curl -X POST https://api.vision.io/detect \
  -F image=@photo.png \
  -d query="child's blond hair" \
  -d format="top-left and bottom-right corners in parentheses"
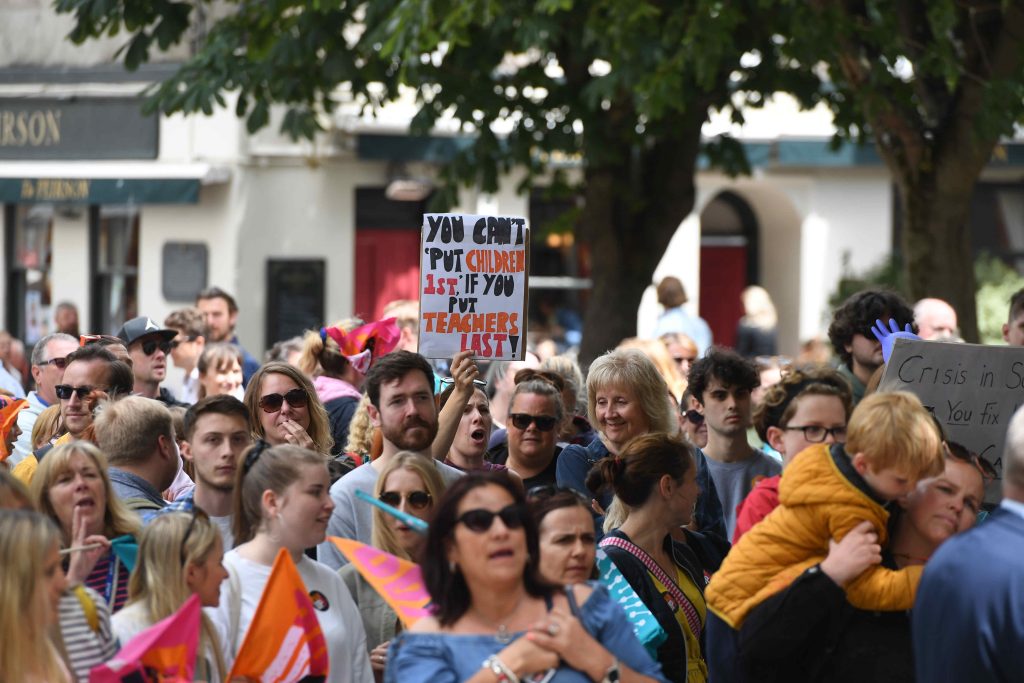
top-left (846, 391), bottom-right (944, 479)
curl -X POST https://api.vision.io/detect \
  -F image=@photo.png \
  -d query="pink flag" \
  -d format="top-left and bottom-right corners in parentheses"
top-left (89, 594), bottom-right (200, 683)
top-left (329, 537), bottom-right (431, 626)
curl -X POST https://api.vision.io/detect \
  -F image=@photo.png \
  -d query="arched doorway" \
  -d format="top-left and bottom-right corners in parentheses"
top-left (699, 191), bottom-right (759, 348)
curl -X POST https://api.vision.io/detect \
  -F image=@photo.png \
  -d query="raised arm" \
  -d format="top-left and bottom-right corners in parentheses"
top-left (431, 351), bottom-right (479, 461)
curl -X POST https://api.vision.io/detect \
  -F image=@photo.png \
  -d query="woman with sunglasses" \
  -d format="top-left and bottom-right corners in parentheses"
top-left (113, 509), bottom-right (229, 681)
top-left (487, 373), bottom-right (564, 489)
top-left (386, 471), bottom-right (666, 683)
top-left (732, 365), bottom-right (853, 543)
top-left (528, 486), bottom-right (597, 586)
top-left (31, 441), bottom-right (141, 613)
top-left (734, 441), bottom-right (986, 683)
top-left (210, 442), bottom-right (373, 683)
top-left (0, 509), bottom-right (71, 683)
top-left (340, 451), bottom-right (445, 680)
top-left (196, 343), bottom-right (245, 401)
top-left (588, 433), bottom-right (722, 683)
top-left (243, 361), bottom-right (334, 455)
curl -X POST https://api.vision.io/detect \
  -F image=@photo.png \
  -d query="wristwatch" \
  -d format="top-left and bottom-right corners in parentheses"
top-left (600, 657), bottom-right (620, 683)
top-left (483, 655), bottom-right (520, 683)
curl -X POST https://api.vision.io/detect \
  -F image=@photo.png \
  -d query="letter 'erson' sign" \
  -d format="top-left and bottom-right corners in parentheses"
top-left (418, 213), bottom-right (529, 360)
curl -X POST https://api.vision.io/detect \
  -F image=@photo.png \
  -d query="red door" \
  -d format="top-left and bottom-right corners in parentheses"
top-left (354, 229), bottom-right (421, 321)
top-left (698, 245), bottom-right (747, 349)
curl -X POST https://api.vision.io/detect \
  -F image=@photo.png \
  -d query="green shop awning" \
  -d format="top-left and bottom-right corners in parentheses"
top-left (0, 162), bottom-right (229, 204)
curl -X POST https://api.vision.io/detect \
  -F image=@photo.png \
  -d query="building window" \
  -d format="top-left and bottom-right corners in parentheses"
top-left (90, 205), bottom-right (139, 334)
top-left (4, 204), bottom-right (54, 344)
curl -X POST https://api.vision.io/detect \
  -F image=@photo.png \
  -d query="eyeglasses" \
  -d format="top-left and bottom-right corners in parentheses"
top-left (682, 409), bottom-right (704, 425)
top-left (379, 490), bottom-right (432, 510)
top-left (944, 441), bottom-right (998, 481)
top-left (39, 357), bottom-right (69, 370)
top-left (55, 384), bottom-right (104, 400)
top-left (509, 413), bottom-right (558, 432)
top-left (258, 388), bottom-right (309, 413)
top-left (456, 504), bottom-right (526, 533)
top-left (783, 425), bottom-right (847, 443)
top-left (140, 339), bottom-right (172, 356)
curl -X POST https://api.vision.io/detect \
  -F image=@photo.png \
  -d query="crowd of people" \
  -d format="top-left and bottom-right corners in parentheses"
top-left (0, 281), bottom-right (1021, 683)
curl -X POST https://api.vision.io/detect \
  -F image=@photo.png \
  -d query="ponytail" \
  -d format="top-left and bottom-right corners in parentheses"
top-left (586, 433), bottom-right (694, 507)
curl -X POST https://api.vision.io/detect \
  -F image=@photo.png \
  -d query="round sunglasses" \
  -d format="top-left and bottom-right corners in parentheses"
top-left (258, 388), bottom-right (309, 413)
top-left (456, 504), bottom-right (526, 533)
top-left (379, 490), bottom-right (432, 510)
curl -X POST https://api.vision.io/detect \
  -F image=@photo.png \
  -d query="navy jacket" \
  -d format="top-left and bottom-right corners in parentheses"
top-left (913, 506), bottom-right (1024, 683)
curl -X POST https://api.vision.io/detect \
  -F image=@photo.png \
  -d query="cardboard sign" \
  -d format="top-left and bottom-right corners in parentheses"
top-left (879, 338), bottom-right (1024, 501)
top-left (329, 537), bottom-right (432, 627)
top-left (90, 594), bottom-right (200, 682)
top-left (418, 213), bottom-right (529, 360)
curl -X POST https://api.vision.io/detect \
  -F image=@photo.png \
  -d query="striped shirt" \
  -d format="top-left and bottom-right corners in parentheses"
top-left (84, 551), bottom-right (130, 613)
top-left (58, 586), bottom-right (119, 682)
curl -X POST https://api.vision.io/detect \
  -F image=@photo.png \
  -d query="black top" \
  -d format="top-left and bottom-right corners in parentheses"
top-left (324, 395), bottom-right (359, 456)
top-left (735, 323), bottom-right (777, 358)
top-left (486, 443), bottom-right (561, 490)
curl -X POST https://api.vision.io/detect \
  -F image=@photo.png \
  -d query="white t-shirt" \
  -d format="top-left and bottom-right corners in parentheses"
top-left (210, 514), bottom-right (235, 550)
top-left (209, 549), bottom-right (373, 683)
top-left (113, 600), bottom-right (226, 683)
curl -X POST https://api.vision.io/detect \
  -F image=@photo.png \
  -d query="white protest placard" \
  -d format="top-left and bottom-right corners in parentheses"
top-left (417, 213), bottom-right (529, 360)
top-left (879, 338), bottom-right (1024, 501)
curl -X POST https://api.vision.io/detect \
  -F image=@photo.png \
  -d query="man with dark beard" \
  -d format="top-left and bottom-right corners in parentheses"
top-left (319, 351), bottom-right (464, 568)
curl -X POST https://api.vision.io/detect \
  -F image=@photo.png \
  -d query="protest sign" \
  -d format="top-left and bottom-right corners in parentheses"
top-left (90, 594), bottom-right (200, 683)
top-left (879, 338), bottom-right (1024, 501)
top-left (418, 213), bottom-right (529, 360)
top-left (329, 537), bottom-right (431, 627)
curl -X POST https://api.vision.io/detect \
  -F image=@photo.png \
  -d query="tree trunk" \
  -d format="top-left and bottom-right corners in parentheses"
top-left (577, 113), bottom-right (705, 368)
top-left (897, 169), bottom-right (979, 342)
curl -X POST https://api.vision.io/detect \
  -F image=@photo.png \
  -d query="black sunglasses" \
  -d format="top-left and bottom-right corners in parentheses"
top-left (40, 357), bottom-right (69, 370)
top-left (439, 377), bottom-right (487, 388)
top-left (258, 388), bottom-right (309, 413)
top-left (682, 409), bottom-right (704, 425)
top-left (140, 339), bottom-right (173, 356)
top-left (55, 384), bottom-right (103, 400)
top-left (509, 413), bottom-right (558, 432)
top-left (168, 335), bottom-right (198, 350)
top-left (380, 490), bottom-right (432, 510)
top-left (456, 504), bottom-right (526, 533)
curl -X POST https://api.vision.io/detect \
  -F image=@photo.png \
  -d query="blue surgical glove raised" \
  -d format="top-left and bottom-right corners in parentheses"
top-left (871, 318), bottom-right (920, 364)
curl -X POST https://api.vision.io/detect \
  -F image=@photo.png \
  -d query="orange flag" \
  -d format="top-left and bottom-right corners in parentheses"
top-left (329, 536), bottom-right (431, 627)
top-left (89, 594), bottom-right (200, 682)
top-left (227, 549), bottom-right (330, 683)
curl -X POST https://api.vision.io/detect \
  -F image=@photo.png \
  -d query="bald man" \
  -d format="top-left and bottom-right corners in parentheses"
top-left (913, 298), bottom-right (959, 341)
